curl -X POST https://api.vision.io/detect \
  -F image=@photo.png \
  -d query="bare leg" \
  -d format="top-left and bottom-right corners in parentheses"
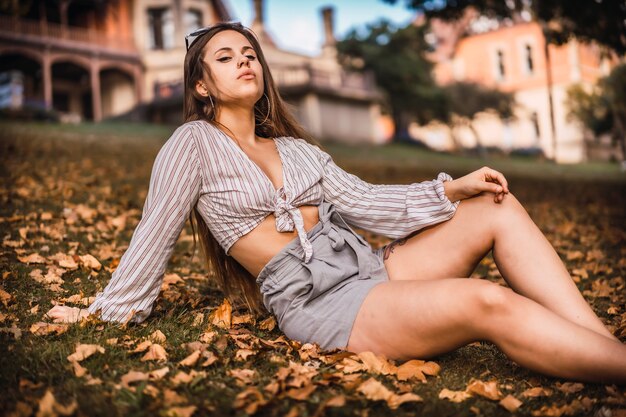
top-left (346, 279), bottom-right (626, 384)
top-left (380, 191), bottom-right (619, 342)
top-left (486, 193), bottom-right (618, 340)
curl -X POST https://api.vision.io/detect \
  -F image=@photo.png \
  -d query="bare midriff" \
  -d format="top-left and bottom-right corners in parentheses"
top-left (227, 204), bottom-right (320, 279)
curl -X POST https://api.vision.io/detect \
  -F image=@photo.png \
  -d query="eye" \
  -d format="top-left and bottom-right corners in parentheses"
top-left (217, 56), bottom-right (231, 62)
top-left (246, 54), bottom-right (257, 60)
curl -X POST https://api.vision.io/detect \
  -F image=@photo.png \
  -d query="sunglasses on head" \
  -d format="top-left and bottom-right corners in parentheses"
top-left (185, 22), bottom-right (249, 51)
top-left (185, 25), bottom-right (214, 51)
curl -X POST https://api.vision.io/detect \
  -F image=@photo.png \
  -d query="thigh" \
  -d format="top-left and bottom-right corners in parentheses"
top-left (345, 278), bottom-right (515, 361)
top-left (381, 192), bottom-right (497, 281)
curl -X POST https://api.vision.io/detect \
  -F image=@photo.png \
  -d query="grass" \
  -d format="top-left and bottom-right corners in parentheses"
top-left (0, 120), bottom-right (625, 416)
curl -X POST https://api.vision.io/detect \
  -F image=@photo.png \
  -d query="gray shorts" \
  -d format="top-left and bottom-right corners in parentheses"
top-left (255, 200), bottom-right (389, 351)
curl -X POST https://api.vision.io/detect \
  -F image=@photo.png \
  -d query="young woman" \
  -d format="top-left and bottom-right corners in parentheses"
top-left (45, 22), bottom-right (626, 384)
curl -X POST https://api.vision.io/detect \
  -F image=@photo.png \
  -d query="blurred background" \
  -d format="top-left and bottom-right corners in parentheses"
top-left (0, 0), bottom-right (624, 165)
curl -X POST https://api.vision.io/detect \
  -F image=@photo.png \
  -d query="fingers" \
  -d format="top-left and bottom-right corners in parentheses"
top-left (44, 305), bottom-right (77, 323)
top-left (482, 166), bottom-right (509, 194)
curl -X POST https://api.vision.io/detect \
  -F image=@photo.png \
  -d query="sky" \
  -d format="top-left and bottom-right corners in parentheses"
top-left (226, 0), bottom-right (418, 56)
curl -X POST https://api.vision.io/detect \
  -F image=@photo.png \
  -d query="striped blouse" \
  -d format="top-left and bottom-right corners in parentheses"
top-left (87, 120), bottom-right (460, 323)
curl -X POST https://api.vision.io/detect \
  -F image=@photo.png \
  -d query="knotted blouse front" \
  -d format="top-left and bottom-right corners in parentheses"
top-left (87, 120), bottom-right (460, 323)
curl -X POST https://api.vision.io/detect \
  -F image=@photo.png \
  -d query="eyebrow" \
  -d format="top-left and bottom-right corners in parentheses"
top-left (213, 46), bottom-right (255, 55)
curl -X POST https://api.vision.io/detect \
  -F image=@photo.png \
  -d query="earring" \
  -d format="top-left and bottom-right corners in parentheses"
top-left (258, 93), bottom-right (270, 125)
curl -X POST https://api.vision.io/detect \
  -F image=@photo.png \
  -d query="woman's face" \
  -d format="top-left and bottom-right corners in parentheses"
top-left (201, 30), bottom-right (264, 107)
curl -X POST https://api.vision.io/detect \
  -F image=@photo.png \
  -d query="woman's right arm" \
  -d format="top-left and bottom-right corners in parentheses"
top-left (84, 124), bottom-right (203, 323)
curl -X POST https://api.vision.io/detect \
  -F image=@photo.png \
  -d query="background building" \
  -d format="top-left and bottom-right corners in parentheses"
top-left (0, 0), bottom-right (384, 143)
top-left (411, 12), bottom-right (619, 163)
top-left (151, 0), bottom-right (386, 144)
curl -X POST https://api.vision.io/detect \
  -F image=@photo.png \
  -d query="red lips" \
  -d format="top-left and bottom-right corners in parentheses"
top-left (238, 69), bottom-right (256, 79)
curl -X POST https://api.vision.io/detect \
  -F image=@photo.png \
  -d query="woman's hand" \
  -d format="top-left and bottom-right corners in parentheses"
top-left (444, 166), bottom-right (509, 203)
top-left (44, 305), bottom-right (90, 323)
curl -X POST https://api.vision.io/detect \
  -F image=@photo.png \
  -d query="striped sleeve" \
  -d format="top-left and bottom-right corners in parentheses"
top-left (87, 124), bottom-right (202, 323)
top-left (314, 145), bottom-right (460, 239)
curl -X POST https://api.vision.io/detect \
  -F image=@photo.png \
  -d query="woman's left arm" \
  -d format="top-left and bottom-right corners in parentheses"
top-left (308, 143), bottom-right (461, 239)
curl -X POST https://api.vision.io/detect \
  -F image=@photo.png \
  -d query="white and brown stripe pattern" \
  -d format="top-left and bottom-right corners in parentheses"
top-left (88, 120), bottom-right (460, 323)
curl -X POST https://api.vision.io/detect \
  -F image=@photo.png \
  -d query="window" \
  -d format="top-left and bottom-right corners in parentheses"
top-left (147, 7), bottom-right (174, 50)
top-left (496, 49), bottom-right (506, 80)
top-left (524, 44), bottom-right (534, 74)
top-left (185, 9), bottom-right (203, 35)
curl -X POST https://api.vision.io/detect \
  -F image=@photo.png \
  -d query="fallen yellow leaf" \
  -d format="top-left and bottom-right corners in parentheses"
top-left (499, 394), bottom-right (523, 412)
top-left (439, 388), bottom-right (472, 403)
top-left (141, 344), bottom-right (168, 362)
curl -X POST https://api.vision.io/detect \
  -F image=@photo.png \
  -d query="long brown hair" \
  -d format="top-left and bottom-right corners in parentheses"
top-left (183, 21), bottom-right (320, 317)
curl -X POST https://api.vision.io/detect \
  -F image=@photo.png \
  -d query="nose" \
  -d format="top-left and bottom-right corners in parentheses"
top-left (237, 55), bottom-right (250, 68)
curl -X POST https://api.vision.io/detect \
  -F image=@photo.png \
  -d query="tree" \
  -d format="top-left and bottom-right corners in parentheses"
top-left (336, 19), bottom-right (447, 141)
top-left (381, 0), bottom-right (626, 54)
top-left (567, 64), bottom-right (626, 166)
top-left (382, 0), bottom-right (625, 161)
top-left (441, 82), bottom-right (515, 157)
top-left (602, 64), bottom-right (626, 167)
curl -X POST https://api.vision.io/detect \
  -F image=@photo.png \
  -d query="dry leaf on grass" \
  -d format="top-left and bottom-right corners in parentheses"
top-left (141, 344), bottom-right (168, 362)
top-left (30, 322), bottom-right (69, 336)
top-left (357, 351), bottom-right (398, 375)
top-left (162, 389), bottom-right (187, 406)
top-left (120, 367), bottom-right (169, 388)
top-left (522, 386), bottom-right (553, 398)
top-left (439, 388), bottom-right (472, 403)
top-left (357, 377), bottom-right (422, 410)
top-left (17, 253), bottom-right (47, 264)
top-left (466, 379), bottom-right (503, 400)
top-left (36, 389), bottom-right (78, 417)
top-left (232, 313), bottom-right (254, 326)
top-left (235, 349), bottom-right (256, 361)
top-left (499, 394), bottom-right (523, 412)
top-left (78, 254), bottom-right (101, 270)
top-left (228, 368), bottom-right (257, 385)
top-left (285, 384), bottom-right (316, 400)
top-left (170, 370), bottom-right (207, 386)
top-left (162, 406), bottom-right (197, 417)
top-left (396, 359), bottom-right (440, 382)
top-left (209, 298), bottom-right (232, 329)
top-left (179, 350), bottom-right (201, 367)
top-left (0, 288), bottom-right (13, 306)
top-left (326, 395), bottom-right (347, 407)
top-left (66, 343), bottom-right (105, 362)
top-left (233, 387), bottom-right (268, 415)
top-left (149, 329), bottom-right (167, 344)
top-left (258, 316), bottom-right (276, 331)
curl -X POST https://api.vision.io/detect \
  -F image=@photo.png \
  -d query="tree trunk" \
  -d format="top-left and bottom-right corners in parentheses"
top-left (613, 112), bottom-right (626, 171)
top-left (391, 109), bottom-right (411, 143)
top-left (448, 125), bottom-right (462, 152)
top-left (468, 121), bottom-right (487, 158)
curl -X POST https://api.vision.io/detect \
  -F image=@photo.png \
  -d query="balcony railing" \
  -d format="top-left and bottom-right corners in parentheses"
top-left (271, 64), bottom-right (378, 94)
top-left (0, 15), bottom-right (136, 53)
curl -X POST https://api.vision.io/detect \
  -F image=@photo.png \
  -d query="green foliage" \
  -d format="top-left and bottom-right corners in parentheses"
top-left (336, 19), bottom-right (447, 138)
top-left (442, 81), bottom-right (515, 122)
top-left (566, 63), bottom-right (626, 140)
top-left (382, 0), bottom-right (626, 54)
top-left (565, 84), bottom-right (612, 136)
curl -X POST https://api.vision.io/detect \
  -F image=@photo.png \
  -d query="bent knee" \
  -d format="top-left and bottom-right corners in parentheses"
top-left (474, 282), bottom-right (516, 314)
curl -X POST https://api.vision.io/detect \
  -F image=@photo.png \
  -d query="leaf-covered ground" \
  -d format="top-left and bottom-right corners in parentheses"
top-left (1, 121), bottom-right (625, 417)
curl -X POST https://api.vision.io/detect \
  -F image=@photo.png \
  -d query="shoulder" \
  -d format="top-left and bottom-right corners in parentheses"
top-left (282, 136), bottom-right (325, 157)
top-left (157, 122), bottom-right (203, 161)
top-left (164, 119), bottom-right (225, 149)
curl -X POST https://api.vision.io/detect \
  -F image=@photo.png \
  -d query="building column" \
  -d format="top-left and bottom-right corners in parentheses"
top-left (90, 60), bottom-right (102, 121)
top-left (304, 93), bottom-right (322, 138)
top-left (42, 52), bottom-right (52, 110)
top-left (134, 65), bottom-right (143, 104)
